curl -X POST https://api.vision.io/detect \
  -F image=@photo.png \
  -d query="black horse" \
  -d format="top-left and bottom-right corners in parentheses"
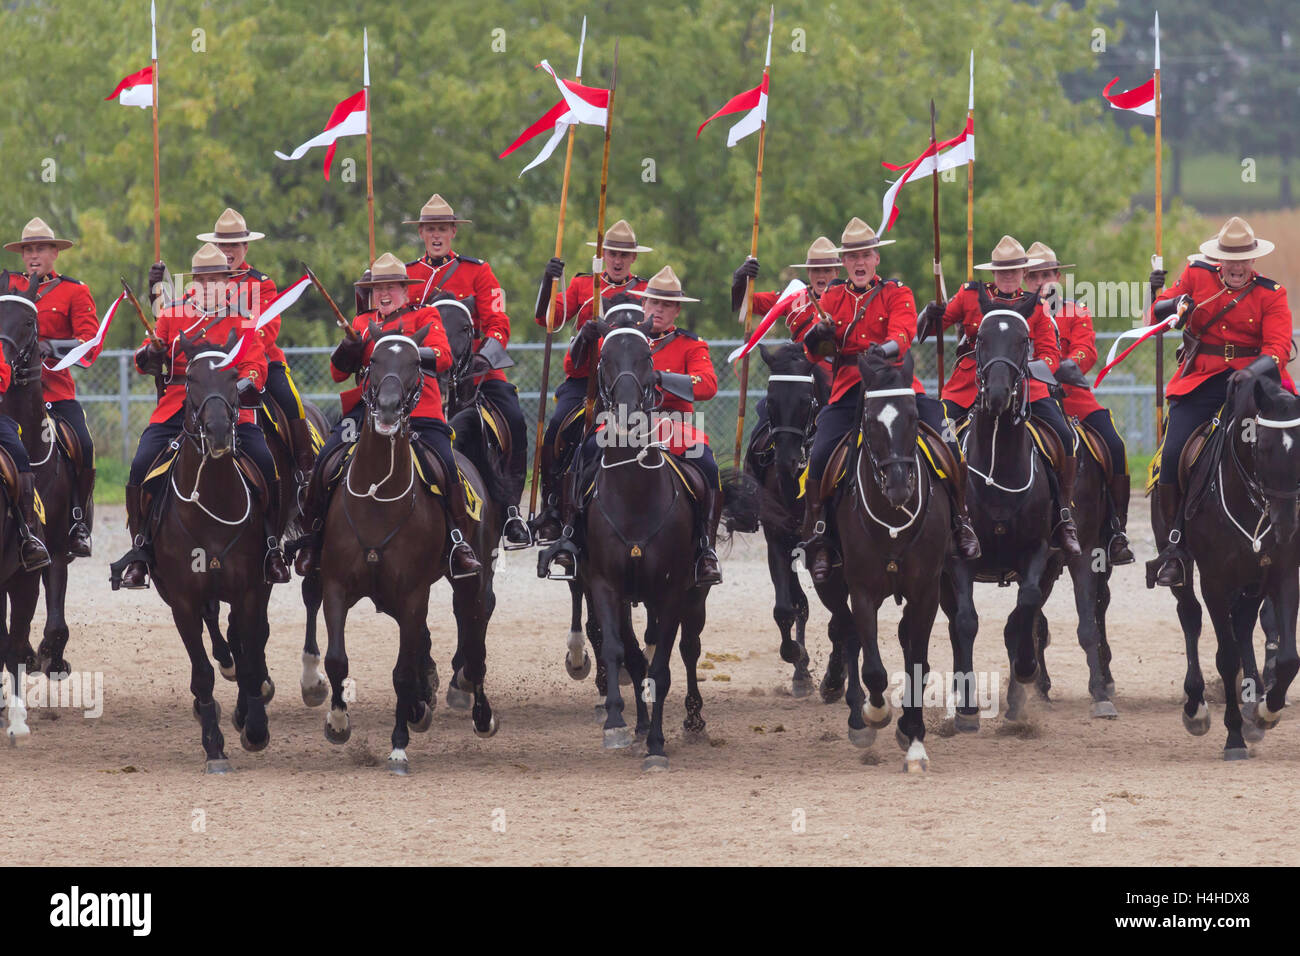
top-left (940, 309), bottom-right (1060, 729)
top-left (819, 350), bottom-right (951, 771)
top-left (316, 320), bottom-right (497, 774)
top-left (745, 343), bottom-right (851, 700)
top-left (1153, 373), bottom-right (1300, 759)
top-left (582, 315), bottom-right (709, 770)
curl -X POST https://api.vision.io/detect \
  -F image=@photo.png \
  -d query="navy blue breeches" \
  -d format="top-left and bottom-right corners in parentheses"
top-left (1083, 408), bottom-right (1127, 476)
top-left (478, 378), bottom-right (527, 481)
top-left (542, 376), bottom-right (588, 463)
top-left (49, 399), bottom-right (94, 465)
top-left (264, 362), bottom-right (305, 419)
top-left (129, 413), bottom-right (277, 491)
top-left (0, 416), bottom-right (30, 472)
top-left (1159, 372), bottom-right (1229, 486)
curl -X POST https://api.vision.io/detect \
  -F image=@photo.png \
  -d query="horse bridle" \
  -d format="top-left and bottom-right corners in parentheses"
top-left (764, 374), bottom-right (819, 466)
top-left (974, 313), bottom-right (1032, 424)
top-left (597, 327), bottom-right (661, 419)
top-left (182, 351), bottom-right (240, 457)
top-left (361, 334), bottom-right (424, 431)
top-left (859, 386), bottom-right (920, 499)
top-left (0, 294), bottom-right (42, 387)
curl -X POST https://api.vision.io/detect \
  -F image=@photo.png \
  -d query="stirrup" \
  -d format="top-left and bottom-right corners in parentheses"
top-left (447, 529), bottom-right (480, 580)
top-left (1108, 530), bottom-right (1135, 565)
top-left (539, 529), bottom-right (579, 581)
top-left (501, 506), bottom-right (533, 551)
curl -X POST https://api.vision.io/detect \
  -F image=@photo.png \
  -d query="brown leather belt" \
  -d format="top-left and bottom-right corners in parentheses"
top-left (1196, 342), bottom-right (1259, 360)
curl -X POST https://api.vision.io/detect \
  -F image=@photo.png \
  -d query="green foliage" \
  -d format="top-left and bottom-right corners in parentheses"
top-left (0, 0), bottom-right (1204, 361)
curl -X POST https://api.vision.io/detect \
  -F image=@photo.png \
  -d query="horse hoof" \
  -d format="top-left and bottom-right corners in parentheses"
top-left (864, 702), bottom-right (891, 729)
top-left (192, 699), bottom-right (222, 724)
top-left (902, 741), bottom-right (929, 774)
top-left (408, 701), bottom-right (433, 734)
top-left (1242, 720), bottom-right (1265, 744)
top-left (232, 707), bottom-right (245, 732)
top-left (260, 678), bottom-right (275, 705)
top-left (819, 681), bottom-right (845, 705)
top-left (218, 660), bottom-right (237, 682)
top-left (388, 750), bottom-right (410, 775)
top-left (954, 712), bottom-right (981, 733)
top-left (301, 680), bottom-right (328, 708)
top-left (643, 754), bottom-right (669, 773)
top-left (1223, 747), bottom-right (1251, 762)
top-left (618, 666), bottom-right (632, 687)
top-left (593, 700), bottom-right (608, 724)
top-left (847, 725), bottom-right (876, 749)
top-left (1090, 700), bottom-right (1119, 719)
top-left (1181, 703), bottom-right (1211, 737)
top-left (204, 758), bottom-right (232, 774)
top-left (474, 715), bottom-right (499, 738)
top-left (446, 678), bottom-right (472, 712)
top-left (895, 726), bottom-right (911, 752)
top-left (565, 650), bottom-right (592, 681)
top-left (6, 719), bottom-right (30, 743)
top-left (1254, 701), bottom-right (1281, 732)
top-left (1013, 662), bottom-right (1039, 685)
top-left (240, 727), bottom-right (269, 753)
top-left (791, 676), bottom-right (814, 699)
top-left (603, 726), bottom-right (634, 750)
top-left (324, 710), bottom-right (351, 745)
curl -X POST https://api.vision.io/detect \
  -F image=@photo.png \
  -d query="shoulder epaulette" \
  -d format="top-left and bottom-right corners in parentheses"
top-left (1254, 275), bottom-right (1282, 291)
top-left (676, 328), bottom-right (701, 341)
top-left (53, 275), bottom-right (83, 286)
top-left (881, 277), bottom-right (902, 287)
top-left (456, 254), bottom-right (484, 266)
top-left (405, 257), bottom-right (423, 268)
top-left (574, 272), bottom-right (593, 279)
top-left (1190, 259), bottom-right (1219, 273)
top-left (245, 268), bottom-right (268, 281)
top-left (963, 280), bottom-right (980, 291)
top-left (827, 277), bottom-right (846, 288)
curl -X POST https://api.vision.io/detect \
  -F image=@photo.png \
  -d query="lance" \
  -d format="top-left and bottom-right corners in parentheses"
top-left (150, 0), bottom-right (161, 263)
top-left (529, 19), bottom-right (587, 523)
top-left (930, 99), bottom-right (946, 402)
top-left (965, 50), bottom-right (975, 282)
top-left (733, 4), bottom-right (775, 471)
top-left (364, 29), bottom-right (376, 264)
top-left (1152, 11), bottom-right (1165, 443)
top-left (582, 37), bottom-right (619, 432)
top-left (304, 265), bottom-right (360, 340)
top-left (123, 276), bottom-right (165, 400)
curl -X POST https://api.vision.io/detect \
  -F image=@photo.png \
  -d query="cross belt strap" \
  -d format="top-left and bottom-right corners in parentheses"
top-left (1179, 284), bottom-right (1255, 370)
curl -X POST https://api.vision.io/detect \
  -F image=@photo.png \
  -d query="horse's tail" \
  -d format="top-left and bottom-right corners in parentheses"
top-left (720, 467), bottom-right (761, 541)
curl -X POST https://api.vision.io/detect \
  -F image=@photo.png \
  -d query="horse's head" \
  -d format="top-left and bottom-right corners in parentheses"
top-left (1239, 373), bottom-right (1300, 545)
top-left (427, 293), bottom-right (478, 411)
top-left (0, 272), bottom-right (41, 387)
top-left (596, 301), bottom-right (657, 441)
top-left (975, 308), bottom-right (1032, 419)
top-left (179, 329), bottom-right (241, 458)
top-left (363, 318), bottom-right (431, 437)
top-left (759, 342), bottom-right (823, 480)
top-left (858, 348), bottom-right (918, 508)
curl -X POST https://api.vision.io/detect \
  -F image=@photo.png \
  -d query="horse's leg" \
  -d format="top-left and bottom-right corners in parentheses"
top-left (1032, 568), bottom-right (1059, 702)
top-left (389, 591), bottom-right (431, 773)
top-left (642, 600), bottom-right (681, 772)
top-left (1259, 597), bottom-right (1280, 694)
top-left (321, 583), bottom-right (352, 744)
top-left (1175, 577), bottom-right (1210, 735)
top-left (1230, 589), bottom-right (1266, 742)
top-left (679, 589), bottom-right (707, 738)
top-left (1097, 568), bottom-right (1116, 697)
top-left (36, 559), bottom-right (70, 677)
top-left (898, 586), bottom-right (940, 772)
top-left (1069, 554), bottom-right (1116, 718)
top-left (590, 580), bottom-right (631, 748)
top-left (841, 586), bottom-right (877, 749)
top-left (767, 532), bottom-right (810, 697)
top-left (628, 604), bottom-right (652, 739)
top-left (1005, 544), bottom-right (1049, 722)
top-left (202, 598), bottom-right (234, 682)
top-left (173, 600), bottom-right (227, 771)
top-left (233, 594), bottom-right (271, 752)
top-left (1205, 595), bottom-right (1249, 759)
top-left (0, 588), bottom-right (26, 742)
top-left (943, 561), bottom-right (981, 731)
top-left (790, 558), bottom-right (813, 696)
top-left (298, 571), bottom-right (327, 706)
top-left (1260, 570), bottom-right (1299, 727)
top-left (814, 574), bottom-right (850, 704)
top-left (563, 578), bottom-right (590, 679)
top-left (586, 585), bottom-right (608, 721)
top-left (7, 577), bottom-right (40, 705)
top-left (452, 574), bottom-right (497, 738)
top-left (855, 588), bottom-right (891, 730)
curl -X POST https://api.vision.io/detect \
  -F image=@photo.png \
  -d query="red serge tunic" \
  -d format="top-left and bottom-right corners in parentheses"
top-left (1051, 301), bottom-right (1104, 419)
top-left (1153, 261), bottom-right (1293, 398)
top-left (807, 278), bottom-right (919, 403)
top-left (231, 263), bottom-right (283, 365)
top-left (406, 252), bottom-right (510, 385)
top-left (567, 326), bottom-right (717, 455)
top-left (5, 272), bottom-right (99, 403)
top-left (330, 306), bottom-right (453, 420)
top-left (543, 273), bottom-right (649, 332)
top-left (138, 302), bottom-right (267, 426)
top-left (940, 282), bottom-right (1061, 408)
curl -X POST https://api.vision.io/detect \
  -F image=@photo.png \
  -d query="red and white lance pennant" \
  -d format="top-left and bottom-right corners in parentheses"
top-left (1092, 310), bottom-right (1180, 388)
top-left (879, 117), bottom-right (974, 234)
top-left (104, 2), bottom-right (156, 109)
top-left (274, 89), bottom-right (367, 181)
top-left (697, 13), bottom-right (773, 148)
top-left (50, 294), bottom-right (125, 371)
top-left (254, 275), bottom-right (312, 331)
top-left (1102, 12), bottom-right (1159, 117)
top-left (727, 279), bottom-right (807, 363)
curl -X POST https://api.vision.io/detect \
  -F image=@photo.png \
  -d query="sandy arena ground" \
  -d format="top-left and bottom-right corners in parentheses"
top-left (2, 497), bottom-right (1297, 866)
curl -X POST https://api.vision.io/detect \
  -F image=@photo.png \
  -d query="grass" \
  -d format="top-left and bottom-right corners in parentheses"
top-left (95, 458), bottom-right (128, 506)
top-left (1152, 152), bottom-right (1292, 213)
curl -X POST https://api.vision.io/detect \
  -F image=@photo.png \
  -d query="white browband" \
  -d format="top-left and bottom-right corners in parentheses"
top-left (768, 374), bottom-right (815, 384)
top-left (864, 387), bottom-right (917, 399)
top-left (374, 333), bottom-right (419, 350)
top-left (0, 295), bottom-right (37, 313)
top-left (603, 326), bottom-right (648, 345)
top-left (430, 299), bottom-right (472, 320)
top-left (191, 350), bottom-right (229, 365)
top-left (980, 308), bottom-right (1030, 332)
top-left (604, 303), bottom-right (645, 322)
top-left (1256, 415), bottom-right (1300, 429)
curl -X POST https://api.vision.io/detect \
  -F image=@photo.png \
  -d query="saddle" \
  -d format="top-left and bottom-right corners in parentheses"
top-left (808, 423), bottom-right (959, 502)
top-left (1026, 417), bottom-right (1066, 473)
top-left (260, 395), bottom-right (323, 466)
top-left (1075, 420), bottom-right (1113, 481)
top-left (581, 447), bottom-right (704, 504)
top-left (478, 395), bottom-right (512, 463)
top-left (48, 412), bottom-right (85, 472)
top-left (1144, 415), bottom-right (1219, 496)
top-left (0, 445), bottom-right (20, 505)
top-left (140, 440), bottom-right (269, 513)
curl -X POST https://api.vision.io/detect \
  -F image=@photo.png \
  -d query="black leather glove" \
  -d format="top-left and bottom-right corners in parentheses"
top-left (916, 301), bottom-right (944, 341)
top-left (544, 257), bottom-right (565, 281)
top-left (1152, 293), bottom-right (1194, 329)
top-left (354, 271), bottom-right (372, 315)
top-left (570, 319), bottom-right (603, 368)
top-left (148, 261), bottom-right (167, 289)
top-left (1148, 268), bottom-right (1167, 293)
top-left (418, 347), bottom-right (441, 372)
top-left (135, 340), bottom-right (166, 375)
top-left (803, 320), bottom-right (836, 358)
top-left (731, 257), bottom-right (760, 313)
top-left (867, 340), bottom-right (901, 361)
top-left (236, 377), bottom-right (261, 408)
top-left (535, 257), bottom-right (566, 321)
top-left (1229, 355), bottom-right (1278, 390)
top-left (331, 334), bottom-right (366, 375)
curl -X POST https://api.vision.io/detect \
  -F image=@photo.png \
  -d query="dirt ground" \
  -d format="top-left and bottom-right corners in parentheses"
top-left (3, 496), bottom-right (1297, 866)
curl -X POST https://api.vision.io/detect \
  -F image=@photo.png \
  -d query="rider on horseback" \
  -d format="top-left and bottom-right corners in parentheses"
top-left (1150, 216), bottom-right (1293, 587)
top-left (404, 195), bottom-right (529, 548)
top-left (1023, 241), bottom-right (1134, 566)
top-left (919, 235), bottom-right (1082, 556)
top-left (3, 218), bottom-right (99, 558)
top-left (531, 219), bottom-right (652, 545)
top-left (798, 218), bottom-right (982, 584)
top-left (293, 253), bottom-right (482, 581)
top-left (551, 267), bottom-right (724, 586)
top-left (122, 244), bottom-right (290, 588)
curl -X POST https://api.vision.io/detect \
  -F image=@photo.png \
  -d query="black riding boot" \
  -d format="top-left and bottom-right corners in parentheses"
top-left (951, 460), bottom-right (981, 560)
top-left (530, 444), bottom-right (563, 545)
top-left (1107, 473), bottom-right (1134, 566)
top-left (694, 489), bottom-right (723, 587)
top-left (292, 466), bottom-right (330, 578)
top-left (797, 488), bottom-right (838, 585)
top-left (121, 483), bottom-right (150, 588)
top-left (68, 465), bottom-right (94, 558)
top-left (1155, 485), bottom-right (1187, 587)
top-left (1053, 457), bottom-right (1083, 557)
top-left (444, 469), bottom-right (483, 580)
top-left (538, 468), bottom-right (583, 580)
top-left (501, 503), bottom-right (532, 548)
top-left (263, 486), bottom-right (290, 585)
top-left (16, 473), bottom-right (51, 571)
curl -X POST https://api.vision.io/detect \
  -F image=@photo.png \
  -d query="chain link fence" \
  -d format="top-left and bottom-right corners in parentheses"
top-left (83, 331), bottom-right (1172, 467)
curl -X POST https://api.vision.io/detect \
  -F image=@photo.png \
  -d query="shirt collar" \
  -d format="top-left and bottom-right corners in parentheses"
top-left (423, 252), bottom-right (454, 268)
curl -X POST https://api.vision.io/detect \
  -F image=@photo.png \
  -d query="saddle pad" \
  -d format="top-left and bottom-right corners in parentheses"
top-left (1144, 409), bottom-right (1220, 494)
top-left (50, 414), bottom-right (83, 470)
top-left (1075, 421), bottom-right (1112, 479)
top-left (583, 451), bottom-right (701, 502)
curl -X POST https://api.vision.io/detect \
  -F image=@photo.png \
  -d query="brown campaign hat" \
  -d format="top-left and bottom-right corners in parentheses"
top-left (1199, 216), bottom-right (1274, 261)
top-left (833, 217), bottom-right (895, 253)
top-left (197, 207), bottom-right (265, 243)
top-left (585, 219), bottom-right (652, 253)
top-left (354, 252), bottom-right (424, 287)
top-left (789, 236), bottom-right (842, 269)
top-left (1025, 242), bottom-right (1075, 272)
top-left (5, 217), bottom-right (74, 253)
top-left (975, 235), bottom-right (1044, 271)
top-left (190, 243), bottom-right (238, 276)
top-left (403, 194), bottom-right (472, 225)
top-left (629, 265), bottom-right (700, 303)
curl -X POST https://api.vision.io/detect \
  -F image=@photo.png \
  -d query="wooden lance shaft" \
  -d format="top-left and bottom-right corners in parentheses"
top-left (930, 100), bottom-right (945, 402)
top-left (305, 265), bottom-right (361, 340)
top-left (733, 68), bottom-right (770, 470)
top-left (583, 39), bottom-right (618, 432)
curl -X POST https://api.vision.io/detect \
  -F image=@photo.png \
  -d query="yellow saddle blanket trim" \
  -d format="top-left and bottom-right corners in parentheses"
top-left (797, 431), bottom-right (947, 499)
top-left (406, 448), bottom-right (484, 524)
top-left (144, 449), bottom-right (180, 484)
top-left (33, 489), bottom-right (44, 527)
top-left (479, 404), bottom-right (503, 446)
top-left (583, 450), bottom-right (700, 501)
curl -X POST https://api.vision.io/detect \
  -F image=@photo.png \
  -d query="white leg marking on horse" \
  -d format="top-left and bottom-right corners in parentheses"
top-left (327, 707), bottom-right (348, 732)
